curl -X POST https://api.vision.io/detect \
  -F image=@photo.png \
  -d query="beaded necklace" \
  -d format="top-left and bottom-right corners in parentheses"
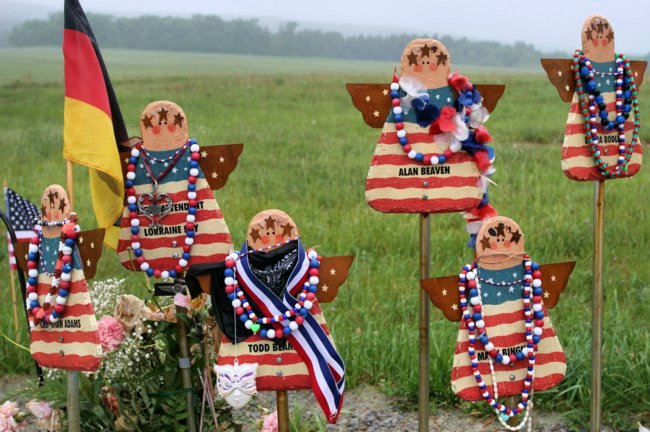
top-left (390, 73), bottom-right (488, 165)
top-left (572, 50), bottom-right (641, 178)
top-left (458, 257), bottom-right (544, 422)
top-left (25, 214), bottom-right (80, 328)
top-left (224, 244), bottom-right (320, 340)
top-left (124, 139), bottom-right (201, 278)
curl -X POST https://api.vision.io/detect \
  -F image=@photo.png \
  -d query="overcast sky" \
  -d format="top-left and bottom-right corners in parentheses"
top-left (6, 0), bottom-right (650, 54)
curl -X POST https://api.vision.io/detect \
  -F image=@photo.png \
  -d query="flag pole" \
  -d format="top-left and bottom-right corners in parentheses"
top-left (64, 162), bottom-right (81, 432)
top-left (66, 161), bottom-right (74, 211)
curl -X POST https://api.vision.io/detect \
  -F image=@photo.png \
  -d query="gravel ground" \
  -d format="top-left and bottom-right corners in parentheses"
top-left (235, 385), bottom-right (580, 432)
top-left (0, 375), bottom-right (611, 431)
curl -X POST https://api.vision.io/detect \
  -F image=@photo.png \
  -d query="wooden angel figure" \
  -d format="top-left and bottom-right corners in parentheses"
top-left (541, 15), bottom-right (647, 181)
top-left (421, 216), bottom-right (575, 429)
top-left (117, 101), bottom-right (242, 278)
top-left (185, 209), bottom-right (354, 424)
top-left (15, 184), bottom-right (104, 371)
top-left (347, 38), bottom-right (505, 244)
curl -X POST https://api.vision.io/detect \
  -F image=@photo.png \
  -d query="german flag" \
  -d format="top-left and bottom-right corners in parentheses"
top-left (63, 0), bottom-right (128, 248)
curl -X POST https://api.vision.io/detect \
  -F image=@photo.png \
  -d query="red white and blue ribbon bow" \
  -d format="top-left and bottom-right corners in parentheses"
top-left (235, 240), bottom-right (345, 423)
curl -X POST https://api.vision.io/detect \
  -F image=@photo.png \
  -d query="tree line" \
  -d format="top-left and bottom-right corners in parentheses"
top-left (6, 12), bottom-right (577, 68)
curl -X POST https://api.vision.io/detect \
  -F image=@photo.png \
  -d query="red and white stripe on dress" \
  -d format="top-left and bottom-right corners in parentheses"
top-left (366, 122), bottom-right (483, 213)
top-left (562, 91), bottom-right (642, 181)
top-left (451, 300), bottom-right (565, 401)
top-left (30, 268), bottom-right (102, 371)
top-left (117, 176), bottom-right (232, 271)
top-left (216, 301), bottom-right (334, 391)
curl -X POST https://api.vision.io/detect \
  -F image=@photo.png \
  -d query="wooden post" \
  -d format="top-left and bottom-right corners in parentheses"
top-left (418, 213), bottom-right (430, 431)
top-left (590, 180), bottom-right (605, 432)
top-left (505, 395), bottom-right (518, 427)
top-left (66, 160), bottom-right (74, 211)
top-left (176, 304), bottom-right (197, 432)
top-left (67, 371), bottom-right (81, 432)
top-left (276, 390), bottom-right (289, 432)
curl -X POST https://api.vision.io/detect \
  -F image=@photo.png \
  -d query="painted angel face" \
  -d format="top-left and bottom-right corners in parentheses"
top-left (214, 362), bottom-right (259, 409)
top-left (475, 217), bottom-right (525, 269)
top-left (581, 15), bottom-right (615, 62)
top-left (140, 101), bottom-right (189, 150)
top-left (40, 185), bottom-right (70, 222)
top-left (247, 209), bottom-right (298, 250)
top-left (400, 39), bottom-right (451, 89)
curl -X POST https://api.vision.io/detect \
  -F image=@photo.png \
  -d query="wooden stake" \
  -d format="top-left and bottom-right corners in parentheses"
top-left (418, 213), bottom-right (430, 431)
top-left (67, 371), bottom-right (81, 432)
top-left (276, 390), bottom-right (289, 432)
top-left (176, 304), bottom-right (198, 432)
top-left (8, 271), bottom-right (20, 343)
top-left (66, 160), bottom-right (74, 211)
top-left (590, 180), bottom-right (605, 432)
top-left (505, 395), bottom-right (518, 427)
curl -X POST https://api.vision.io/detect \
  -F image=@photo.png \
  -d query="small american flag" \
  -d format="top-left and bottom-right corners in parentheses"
top-left (4, 186), bottom-right (40, 271)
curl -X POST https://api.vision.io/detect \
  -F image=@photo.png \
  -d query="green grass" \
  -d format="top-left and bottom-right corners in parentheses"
top-left (1, 48), bottom-right (649, 429)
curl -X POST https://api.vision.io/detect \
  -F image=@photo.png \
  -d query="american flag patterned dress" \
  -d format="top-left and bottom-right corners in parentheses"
top-left (451, 264), bottom-right (566, 400)
top-left (366, 85), bottom-right (484, 213)
top-left (562, 60), bottom-right (642, 181)
top-left (117, 147), bottom-right (233, 271)
top-left (30, 235), bottom-right (102, 371)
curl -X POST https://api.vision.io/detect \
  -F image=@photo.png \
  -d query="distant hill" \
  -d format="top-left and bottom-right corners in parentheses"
top-left (4, 12), bottom-right (581, 68)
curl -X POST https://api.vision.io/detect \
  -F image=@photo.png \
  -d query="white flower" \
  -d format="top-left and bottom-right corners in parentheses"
top-left (398, 76), bottom-right (427, 114)
top-left (468, 103), bottom-right (489, 128)
top-left (435, 113), bottom-right (469, 153)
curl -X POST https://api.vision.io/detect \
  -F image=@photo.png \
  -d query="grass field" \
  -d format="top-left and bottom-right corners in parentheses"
top-left (1, 47), bottom-right (649, 429)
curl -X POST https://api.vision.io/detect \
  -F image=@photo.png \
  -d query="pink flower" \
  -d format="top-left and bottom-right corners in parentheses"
top-left (260, 411), bottom-right (278, 432)
top-left (0, 401), bottom-right (24, 432)
top-left (25, 401), bottom-right (51, 420)
top-left (173, 293), bottom-right (192, 309)
top-left (98, 315), bottom-right (125, 353)
top-left (0, 402), bottom-right (18, 417)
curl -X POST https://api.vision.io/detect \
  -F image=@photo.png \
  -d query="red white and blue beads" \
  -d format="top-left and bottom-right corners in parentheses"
top-left (390, 73), bottom-right (489, 165)
top-left (125, 139), bottom-right (201, 278)
top-left (458, 257), bottom-right (544, 421)
top-left (25, 214), bottom-right (80, 328)
top-left (391, 75), bottom-right (454, 165)
top-left (224, 248), bottom-right (321, 340)
top-left (572, 50), bottom-right (641, 178)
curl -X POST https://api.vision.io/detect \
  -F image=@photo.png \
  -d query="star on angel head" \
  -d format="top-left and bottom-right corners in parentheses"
top-left (407, 51), bottom-right (418, 66)
top-left (436, 51), bottom-right (448, 66)
top-left (249, 228), bottom-right (261, 242)
top-left (58, 198), bottom-right (66, 213)
top-left (173, 113), bottom-right (184, 127)
top-left (142, 114), bottom-right (154, 129)
top-left (158, 107), bottom-right (169, 124)
top-left (281, 222), bottom-right (294, 237)
top-left (420, 44), bottom-right (432, 57)
top-left (510, 229), bottom-right (522, 244)
top-left (264, 216), bottom-right (276, 230)
top-left (47, 189), bottom-right (57, 206)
